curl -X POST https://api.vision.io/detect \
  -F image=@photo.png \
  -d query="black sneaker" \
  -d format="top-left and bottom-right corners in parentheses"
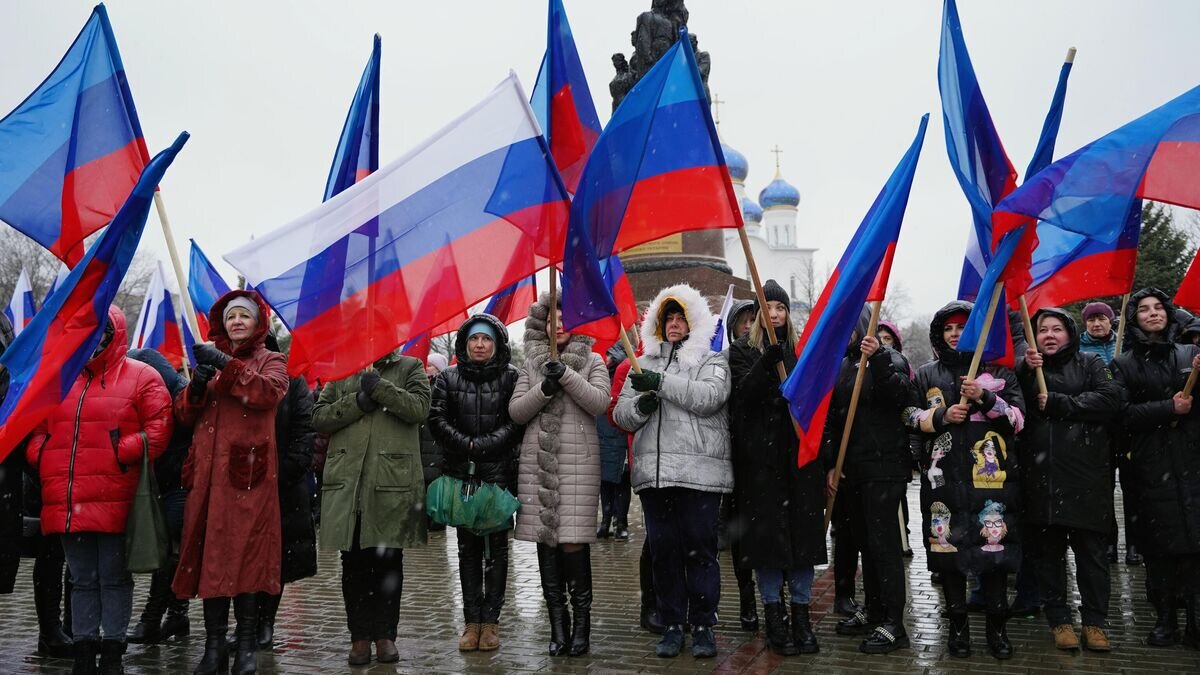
top-left (836, 609), bottom-right (877, 636)
top-left (691, 626), bottom-right (717, 659)
top-left (860, 623), bottom-right (910, 654)
top-left (656, 625), bottom-right (684, 658)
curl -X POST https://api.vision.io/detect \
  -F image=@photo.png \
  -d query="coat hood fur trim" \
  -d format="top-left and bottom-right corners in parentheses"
top-left (640, 284), bottom-right (717, 371)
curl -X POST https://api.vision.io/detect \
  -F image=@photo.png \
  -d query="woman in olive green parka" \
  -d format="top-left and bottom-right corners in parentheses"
top-left (312, 349), bottom-right (431, 665)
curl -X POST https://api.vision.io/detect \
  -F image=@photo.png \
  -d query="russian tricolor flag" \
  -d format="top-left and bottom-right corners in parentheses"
top-left (133, 262), bottom-right (184, 369)
top-left (4, 269), bottom-right (36, 337)
top-left (783, 115), bottom-right (928, 469)
top-left (0, 132), bottom-right (188, 460)
top-left (45, 263), bottom-right (72, 305)
top-left (485, 275), bottom-right (538, 326)
top-left (324, 34), bottom-right (380, 200)
top-left (225, 74), bottom-right (570, 383)
top-left (187, 239), bottom-right (231, 339)
top-left (530, 0), bottom-right (602, 193)
top-left (0, 5), bottom-right (150, 265)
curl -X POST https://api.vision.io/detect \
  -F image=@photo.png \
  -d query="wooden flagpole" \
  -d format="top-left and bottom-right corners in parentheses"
top-left (153, 191), bottom-right (203, 341)
top-left (547, 271), bottom-right (559, 361)
top-left (960, 282), bottom-right (1005, 405)
top-left (823, 299), bottom-right (882, 530)
top-left (619, 328), bottom-right (643, 375)
top-left (1018, 295), bottom-right (1048, 396)
top-left (1115, 292), bottom-right (1131, 355)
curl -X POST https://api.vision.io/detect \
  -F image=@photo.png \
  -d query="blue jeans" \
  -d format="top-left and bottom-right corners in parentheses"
top-left (61, 532), bottom-right (133, 641)
top-left (756, 566), bottom-right (814, 605)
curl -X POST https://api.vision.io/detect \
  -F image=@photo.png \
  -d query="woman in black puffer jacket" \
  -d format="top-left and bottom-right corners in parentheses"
top-left (1110, 288), bottom-right (1200, 647)
top-left (427, 313), bottom-right (522, 653)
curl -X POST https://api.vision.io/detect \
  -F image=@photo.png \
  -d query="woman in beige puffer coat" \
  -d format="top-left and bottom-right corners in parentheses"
top-left (509, 293), bottom-right (609, 658)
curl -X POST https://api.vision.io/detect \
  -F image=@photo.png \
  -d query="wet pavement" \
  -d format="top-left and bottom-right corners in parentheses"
top-left (2, 484), bottom-right (1199, 674)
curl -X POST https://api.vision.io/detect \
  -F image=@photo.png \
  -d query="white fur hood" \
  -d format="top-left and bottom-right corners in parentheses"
top-left (639, 284), bottom-right (717, 370)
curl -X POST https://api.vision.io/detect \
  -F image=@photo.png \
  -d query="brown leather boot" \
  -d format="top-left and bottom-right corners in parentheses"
top-left (477, 623), bottom-right (500, 651)
top-left (1051, 624), bottom-right (1079, 650)
top-left (458, 624), bottom-right (480, 652)
top-left (1081, 625), bottom-right (1111, 652)
top-left (375, 639), bottom-right (399, 663)
top-left (347, 640), bottom-right (371, 666)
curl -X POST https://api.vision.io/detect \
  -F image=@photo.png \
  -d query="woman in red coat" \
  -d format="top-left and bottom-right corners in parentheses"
top-left (27, 306), bottom-right (172, 674)
top-left (173, 290), bottom-right (289, 675)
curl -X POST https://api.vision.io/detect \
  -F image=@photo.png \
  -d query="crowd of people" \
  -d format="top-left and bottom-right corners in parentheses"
top-left (1, 279), bottom-right (1199, 673)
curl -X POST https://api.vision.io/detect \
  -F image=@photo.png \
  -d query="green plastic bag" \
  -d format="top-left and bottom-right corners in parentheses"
top-left (125, 438), bottom-right (168, 573)
top-left (426, 474), bottom-right (518, 535)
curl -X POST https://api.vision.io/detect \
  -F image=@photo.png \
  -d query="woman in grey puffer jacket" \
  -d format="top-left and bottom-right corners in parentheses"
top-left (509, 294), bottom-right (610, 658)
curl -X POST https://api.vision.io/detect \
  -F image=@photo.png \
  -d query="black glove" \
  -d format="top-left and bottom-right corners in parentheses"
top-left (762, 343), bottom-right (785, 366)
top-left (193, 343), bottom-right (232, 370)
top-left (356, 390), bottom-right (379, 413)
top-left (636, 393), bottom-right (660, 415)
top-left (360, 370), bottom-right (381, 396)
top-left (542, 360), bottom-right (566, 381)
top-left (541, 377), bottom-right (564, 397)
top-left (630, 370), bottom-right (662, 392)
top-left (188, 365), bottom-right (216, 400)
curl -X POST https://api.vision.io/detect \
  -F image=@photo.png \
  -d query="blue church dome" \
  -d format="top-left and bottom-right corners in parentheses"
top-left (741, 196), bottom-right (763, 224)
top-left (722, 143), bottom-right (749, 183)
top-left (759, 176), bottom-right (800, 209)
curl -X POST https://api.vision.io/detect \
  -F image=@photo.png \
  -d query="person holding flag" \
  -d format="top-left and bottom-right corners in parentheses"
top-left (613, 284), bottom-right (732, 660)
top-left (509, 294), bottom-right (611, 657)
top-left (1109, 288), bottom-right (1200, 648)
top-left (905, 302), bottom-right (1025, 660)
top-left (728, 280), bottom-right (824, 657)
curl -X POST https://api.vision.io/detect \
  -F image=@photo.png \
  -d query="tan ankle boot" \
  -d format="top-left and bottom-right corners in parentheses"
top-left (477, 623), bottom-right (500, 651)
top-left (459, 624), bottom-right (481, 651)
top-left (1082, 625), bottom-right (1111, 652)
top-left (1051, 624), bottom-right (1079, 650)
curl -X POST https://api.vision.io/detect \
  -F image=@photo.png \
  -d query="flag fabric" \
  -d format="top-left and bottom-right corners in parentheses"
top-left (181, 310), bottom-right (199, 369)
top-left (1025, 55), bottom-right (1074, 181)
top-left (224, 74), bottom-right (570, 383)
top-left (324, 34), bottom-right (380, 201)
top-left (1175, 246), bottom-right (1200, 313)
top-left (711, 284), bottom-right (736, 351)
top-left (996, 83), bottom-right (1200, 253)
top-left (45, 263), bottom-right (72, 305)
top-left (956, 226), bottom-right (1025, 367)
top-left (132, 262), bottom-right (184, 368)
top-left (484, 275), bottom-right (537, 326)
top-left (530, 0), bottom-right (602, 193)
top-left (187, 239), bottom-right (231, 339)
top-left (0, 5), bottom-right (150, 265)
top-left (1024, 199), bottom-right (1141, 311)
top-left (0, 132), bottom-right (188, 460)
top-left (4, 269), bottom-right (36, 336)
top-left (562, 28), bottom-right (739, 338)
top-left (938, 0), bottom-right (1019, 302)
top-left (783, 115), bottom-right (928, 469)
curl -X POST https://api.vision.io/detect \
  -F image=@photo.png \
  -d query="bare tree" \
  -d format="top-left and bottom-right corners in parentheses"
top-left (880, 282), bottom-right (912, 323)
top-left (900, 314), bottom-right (935, 368)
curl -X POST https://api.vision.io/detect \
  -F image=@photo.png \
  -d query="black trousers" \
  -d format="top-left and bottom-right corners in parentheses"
top-left (1144, 553), bottom-right (1200, 614)
top-left (832, 500), bottom-right (860, 602)
top-left (843, 480), bottom-right (908, 621)
top-left (340, 523), bottom-right (404, 642)
top-left (599, 471), bottom-right (632, 527)
top-left (1028, 525), bottom-right (1109, 627)
top-left (944, 569), bottom-right (1007, 615)
top-left (1110, 453), bottom-right (1137, 549)
top-left (456, 529), bottom-right (509, 624)
top-left (641, 487), bottom-right (721, 627)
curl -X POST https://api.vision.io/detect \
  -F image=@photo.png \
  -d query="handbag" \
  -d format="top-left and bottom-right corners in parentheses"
top-left (124, 437), bottom-right (169, 573)
top-left (425, 461), bottom-right (518, 535)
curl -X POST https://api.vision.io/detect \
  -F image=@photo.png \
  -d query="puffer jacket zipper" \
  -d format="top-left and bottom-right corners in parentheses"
top-left (65, 370), bottom-right (96, 533)
top-left (654, 343), bottom-right (679, 489)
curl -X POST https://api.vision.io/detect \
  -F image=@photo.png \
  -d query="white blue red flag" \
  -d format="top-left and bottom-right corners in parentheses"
top-left (0, 132), bottom-right (188, 460)
top-left (324, 34), bottom-right (380, 200)
top-left (225, 74), bottom-right (570, 383)
top-left (45, 264), bottom-right (71, 304)
top-left (956, 226), bottom-right (1025, 367)
top-left (783, 116), bottom-right (928, 469)
top-left (0, 5), bottom-right (150, 265)
top-left (4, 269), bottom-right (36, 337)
top-left (133, 262), bottom-right (184, 369)
top-left (485, 275), bottom-right (538, 326)
top-left (187, 239), bottom-right (231, 339)
top-left (710, 284), bottom-right (736, 352)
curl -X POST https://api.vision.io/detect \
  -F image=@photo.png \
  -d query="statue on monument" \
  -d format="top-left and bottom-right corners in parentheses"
top-left (611, 0), bottom-right (710, 110)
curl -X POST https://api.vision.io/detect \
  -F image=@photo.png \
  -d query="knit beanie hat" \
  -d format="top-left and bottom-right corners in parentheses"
top-left (1081, 302), bottom-right (1115, 322)
top-left (223, 296), bottom-right (260, 323)
top-left (466, 319), bottom-right (497, 342)
top-left (762, 279), bottom-right (790, 307)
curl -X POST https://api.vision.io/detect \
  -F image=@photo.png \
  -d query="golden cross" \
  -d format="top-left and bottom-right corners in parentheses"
top-left (771, 144), bottom-right (784, 172)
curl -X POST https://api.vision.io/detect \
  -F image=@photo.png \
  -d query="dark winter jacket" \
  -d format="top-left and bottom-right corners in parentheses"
top-left (0, 313), bottom-right (19, 593)
top-left (428, 314), bottom-right (522, 492)
top-left (728, 328), bottom-right (826, 570)
top-left (419, 423), bottom-right (442, 485)
top-left (27, 307), bottom-right (173, 535)
top-left (1181, 315), bottom-right (1200, 346)
top-left (266, 335), bottom-right (317, 584)
top-left (1015, 309), bottom-right (1122, 533)
top-left (1110, 288), bottom-right (1200, 555)
top-left (907, 301), bottom-right (1026, 576)
top-left (597, 352), bottom-right (628, 484)
top-left (128, 348), bottom-right (190, 496)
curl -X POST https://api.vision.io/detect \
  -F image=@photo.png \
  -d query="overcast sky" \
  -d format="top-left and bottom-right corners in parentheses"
top-left (2, 1), bottom-right (1199, 322)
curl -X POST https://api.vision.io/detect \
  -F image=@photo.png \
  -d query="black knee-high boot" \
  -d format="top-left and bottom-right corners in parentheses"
top-left (232, 593), bottom-right (258, 674)
top-left (536, 544), bottom-right (571, 656)
top-left (193, 598), bottom-right (229, 675)
top-left (639, 541), bottom-right (664, 634)
top-left (257, 591), bottom-right (281, 650)
top-left (562, 546), bottom-right (592, 657)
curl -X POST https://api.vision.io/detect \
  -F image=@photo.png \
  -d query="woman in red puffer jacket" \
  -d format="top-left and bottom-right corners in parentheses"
top-left (27, 305), bottom-right (173, 672)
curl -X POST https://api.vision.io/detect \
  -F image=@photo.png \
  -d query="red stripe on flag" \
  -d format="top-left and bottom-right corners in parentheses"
top-left (1174, 247), bottom-right (1200, 313)
top-left (1140, 140), bottom-right (1200, 211)
top-left (611, 166), bottom-right (741, 253)
top-left (55, 139), bottom-right (147, 264)
top-left (1025, 248), bottom-right (1138, 312)
top-left (866, 242), bottom-right (897, 303)
top-left (797, 390), bottom-right (831, 469)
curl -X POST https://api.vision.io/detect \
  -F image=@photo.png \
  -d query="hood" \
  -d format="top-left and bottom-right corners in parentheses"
top-left (209, 290), bottom-right (273, 357)
top-left (845, 304), bottom-right (874, 359)
top-left (1123, 287), bottom-right (1182, 351)
top-left (90, 305), bottom-right (130, 373)
top-left (127, 347), bottom-right (187, 398)
top-left (639, 284), bottom-right (717, 370)
top-left (878, 320), bottom-right (903, 352)
top-left (453, 312), bottom-right (511, 381)
top-left (522, 291), bottom-right (594, 372)
top-left (1181, 315), bottom-right (1200, 343)
top-left (930, 300), bottom-right (974, 367)
top-left (1030, 307), bottom-right (1079, 366)
top-left (726, 299), bottom-right (755, 344)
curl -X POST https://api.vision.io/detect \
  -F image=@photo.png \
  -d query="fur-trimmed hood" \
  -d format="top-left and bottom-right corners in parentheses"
top-left (523, 292), bottom-right (595, 374)
top-left (639, 284), bottom-right (717, 370)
